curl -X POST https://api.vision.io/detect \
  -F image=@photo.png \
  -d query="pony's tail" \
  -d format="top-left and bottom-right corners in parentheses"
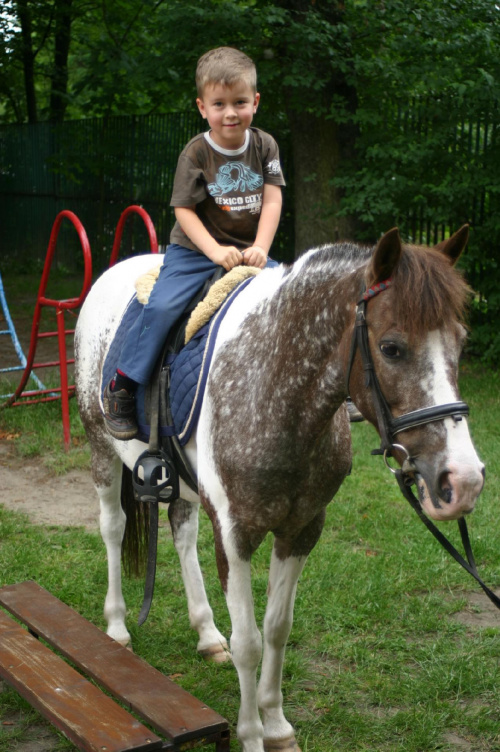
top-left (121, 465), bottom-right (149, 578)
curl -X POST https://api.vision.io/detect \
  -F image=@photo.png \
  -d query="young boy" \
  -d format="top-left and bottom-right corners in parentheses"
top-left (104, 46), bottom-right (285, 439)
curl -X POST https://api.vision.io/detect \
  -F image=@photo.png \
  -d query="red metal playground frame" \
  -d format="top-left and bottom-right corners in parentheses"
top-left (1, 205), bottom-right (158, 449)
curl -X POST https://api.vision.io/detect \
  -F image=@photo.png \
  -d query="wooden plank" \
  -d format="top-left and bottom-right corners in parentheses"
top-left (0, 582), bottom-right (228, 746)
top-left (0, 610), bottom-right (162, 752)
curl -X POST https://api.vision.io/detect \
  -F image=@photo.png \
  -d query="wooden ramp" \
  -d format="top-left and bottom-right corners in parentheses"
top-left (0, 581), bottom-right (230, 752)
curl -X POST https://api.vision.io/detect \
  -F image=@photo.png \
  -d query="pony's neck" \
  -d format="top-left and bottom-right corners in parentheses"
top-left (238, 248), bottom-right (368, 434)
top-left (208, 246), bottom-right (370, 462)
top-left (274, 256), bottom-right (364, 381)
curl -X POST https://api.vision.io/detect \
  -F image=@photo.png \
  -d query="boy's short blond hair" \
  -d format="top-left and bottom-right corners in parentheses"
top-left (196, 47), bottom-right (257, 97)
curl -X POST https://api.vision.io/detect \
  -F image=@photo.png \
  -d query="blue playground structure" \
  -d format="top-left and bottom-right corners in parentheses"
top-left (0, 271), bottom-right (48, 399)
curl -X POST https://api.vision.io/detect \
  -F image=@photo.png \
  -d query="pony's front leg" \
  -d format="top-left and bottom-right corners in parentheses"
top-left (257, 547), bottom-right (306, 752)
top-left (225, 551), bottom-right (265, 752)
top-left (97, 456), bottom-right (130, 646)
top-left (168, 499), bottom-right (229, 661)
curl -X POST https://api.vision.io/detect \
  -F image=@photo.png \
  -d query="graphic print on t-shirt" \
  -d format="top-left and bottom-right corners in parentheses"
top-left (208, 162), bottom-right (264, 196)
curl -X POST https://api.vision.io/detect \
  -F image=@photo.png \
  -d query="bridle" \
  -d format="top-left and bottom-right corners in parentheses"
top-left (346, 278), bottom-right (470, 456)
top-left (346, 279), bottom-right (500, 611)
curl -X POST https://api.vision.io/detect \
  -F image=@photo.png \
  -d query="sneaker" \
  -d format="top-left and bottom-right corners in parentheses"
top-left (347, 398), bottom-right (364, 423)
top-left (103, 384), bottom-right (138, 440)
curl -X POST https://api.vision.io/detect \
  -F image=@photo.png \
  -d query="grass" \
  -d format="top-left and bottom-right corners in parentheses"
top-left (0, 393), bottom-right (90, 474)
top-left (0, 270), bottom-right (91, 474)
top-left (0, 268), bottom-right (499, 750)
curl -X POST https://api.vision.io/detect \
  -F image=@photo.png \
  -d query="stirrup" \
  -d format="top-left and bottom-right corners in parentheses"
top-left (132, 449), bottom-right (179, 503)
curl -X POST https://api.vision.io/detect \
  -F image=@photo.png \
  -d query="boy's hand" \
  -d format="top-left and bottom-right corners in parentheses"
top-left (210, 245), bottom-right (245, 271)
top-left (242, 245), bottom-right (267, 269)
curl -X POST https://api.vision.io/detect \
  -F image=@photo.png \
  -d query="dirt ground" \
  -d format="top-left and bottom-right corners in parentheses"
top-left (0, 285), bottom-right (96, 530)
top-left (0, 439), bottom-right (98, 530)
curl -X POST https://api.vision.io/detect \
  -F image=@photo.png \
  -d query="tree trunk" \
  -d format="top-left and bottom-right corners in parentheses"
top-left (17, 0), bottom-right (37, 123)
top-left (275, 0), bottom-right (361, 255)
top-left (50, 0), bottom-right (73, 122)
top-left (288, 111), bottom-right (354, 254)
top-left (287, 72), bottom-right (360, 255)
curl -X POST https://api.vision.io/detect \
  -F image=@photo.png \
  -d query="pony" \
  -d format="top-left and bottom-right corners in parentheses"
top-left (74, 227), bottom-right (484, 752)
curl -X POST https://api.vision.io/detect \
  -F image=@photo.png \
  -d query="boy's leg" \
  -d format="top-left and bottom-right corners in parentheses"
top-left (104, 245), bottom-right (220, 439)
top-left (118, 246), bottom-right (220, 383)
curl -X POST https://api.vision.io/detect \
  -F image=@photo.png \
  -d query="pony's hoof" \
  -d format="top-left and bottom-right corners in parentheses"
top-left (263, 737), bottom-right (301, 752)
top-left (107, 630), bottom-right (132, 648)
top-left (198, 643), bottom-right (232, 663)
top-left (114, 637), bottom-right (132, 650)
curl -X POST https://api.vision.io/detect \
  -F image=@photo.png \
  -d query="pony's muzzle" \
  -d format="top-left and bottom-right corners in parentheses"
top-left (415, 459), bottom-right (485, 521)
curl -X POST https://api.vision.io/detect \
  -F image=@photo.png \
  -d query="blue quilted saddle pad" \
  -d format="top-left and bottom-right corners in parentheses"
top-left (101, 278), bottom-right (253, 445)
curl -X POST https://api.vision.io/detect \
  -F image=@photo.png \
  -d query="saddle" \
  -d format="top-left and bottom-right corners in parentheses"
top-left (132, 264), bottom-right (260, 504)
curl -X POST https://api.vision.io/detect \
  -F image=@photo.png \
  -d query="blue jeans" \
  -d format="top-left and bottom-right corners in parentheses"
top-left (117, 243), bottom-right (278, 385)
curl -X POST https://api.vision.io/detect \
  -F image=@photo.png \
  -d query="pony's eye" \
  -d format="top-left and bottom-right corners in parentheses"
top-left (380, 342), bottom-right (400, 359)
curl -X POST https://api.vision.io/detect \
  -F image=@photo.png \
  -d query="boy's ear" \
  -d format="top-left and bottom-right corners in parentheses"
top-left (253, 92), bottom-right (260, 113)
top-left (196, 98), bottom-right (207, 119)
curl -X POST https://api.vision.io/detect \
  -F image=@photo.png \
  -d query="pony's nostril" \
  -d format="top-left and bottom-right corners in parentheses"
top-left (438, 470), bottom-right (453, 504)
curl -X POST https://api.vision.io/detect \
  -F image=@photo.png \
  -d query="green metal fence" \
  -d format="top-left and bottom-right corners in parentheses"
top-left (0, 113), bottom-right (206, 271)
top-left (0, 112), bottom-right (295, 273)
top-left (0, 106), bottom-right (497, 276)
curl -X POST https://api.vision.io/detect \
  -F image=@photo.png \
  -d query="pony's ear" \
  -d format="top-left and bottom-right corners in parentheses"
top-left (367, 227), bottom-right (402, 285)
top-left (434, 225), bottom-right (469, 266)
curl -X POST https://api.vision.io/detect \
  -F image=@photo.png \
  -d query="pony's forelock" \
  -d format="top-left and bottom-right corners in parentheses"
top-left (390, 244), bottom-right (471, 340)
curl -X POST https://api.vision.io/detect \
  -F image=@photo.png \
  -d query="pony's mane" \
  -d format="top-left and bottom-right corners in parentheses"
top-left (291, 239), bottom-right (471, 340)
top-left (386, 243), bottom-right (471, 339)
top-left (296, 242), bottom-right (372, 278)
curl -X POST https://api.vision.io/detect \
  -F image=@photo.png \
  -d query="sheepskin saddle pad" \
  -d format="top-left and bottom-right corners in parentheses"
top-left (101, 264), bottom-right (259, 445)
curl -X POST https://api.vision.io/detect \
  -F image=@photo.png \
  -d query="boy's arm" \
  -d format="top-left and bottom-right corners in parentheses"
top-left (174, 206), bottom-right (244, 271)
top-left (243, 184), bottom-right (283, 269)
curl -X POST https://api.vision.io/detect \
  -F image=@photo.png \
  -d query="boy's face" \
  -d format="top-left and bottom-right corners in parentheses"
top-left (197, 81), bottom-right (260, 150)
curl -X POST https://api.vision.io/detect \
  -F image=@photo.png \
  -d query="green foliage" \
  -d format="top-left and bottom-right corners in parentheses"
top-left (1, 0), bottom-right (500, 359)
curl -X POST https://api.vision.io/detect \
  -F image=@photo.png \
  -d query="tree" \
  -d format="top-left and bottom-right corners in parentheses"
top-left (1, 0), bottom-right (500, 360)
top-left (49, 0), bottom-right (73, 122)
top-left (16, 0), bottom-right (39, 122)
top-left (0, 0), bottom-right (78, 123)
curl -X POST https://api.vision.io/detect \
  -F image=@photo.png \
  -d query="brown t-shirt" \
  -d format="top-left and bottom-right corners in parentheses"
top-left (170, 127), bottom-right (285, 252)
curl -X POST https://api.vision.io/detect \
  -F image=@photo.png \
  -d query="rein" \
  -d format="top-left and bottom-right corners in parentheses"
top-left (347, 279), bottom-right (500, 611)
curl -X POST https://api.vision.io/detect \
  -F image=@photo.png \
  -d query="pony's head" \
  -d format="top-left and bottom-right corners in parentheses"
top-left (348, 226), bottom-right (484, 521)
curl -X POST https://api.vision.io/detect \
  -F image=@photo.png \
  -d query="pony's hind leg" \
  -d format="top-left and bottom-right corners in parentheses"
top-left (168, 499), bottom-right (229, 661)
top-left (96, 454), bottom-right (131, 646)
top-left (257, 546), bottom-right (306, 752)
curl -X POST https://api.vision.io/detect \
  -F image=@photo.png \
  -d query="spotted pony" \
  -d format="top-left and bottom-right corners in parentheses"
top-left (75, 226), bottom-right (484, 752)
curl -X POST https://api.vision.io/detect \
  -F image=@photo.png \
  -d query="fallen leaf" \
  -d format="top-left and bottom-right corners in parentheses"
top-left (0, 431), bottom-right (21, 440)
